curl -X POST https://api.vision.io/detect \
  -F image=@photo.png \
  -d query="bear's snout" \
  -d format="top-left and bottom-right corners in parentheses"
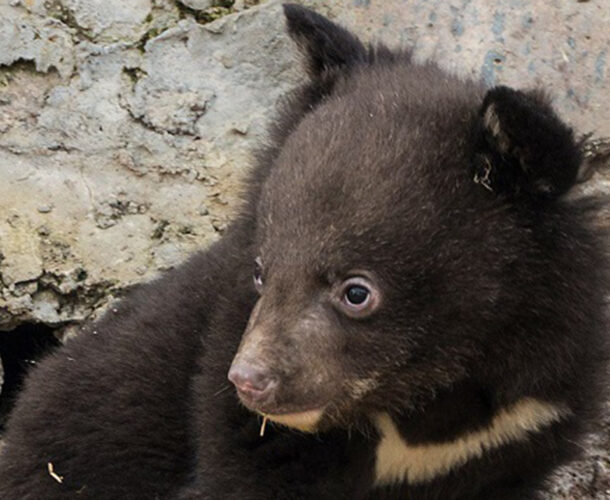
top-left (228, 361), bottom-right (279, 407)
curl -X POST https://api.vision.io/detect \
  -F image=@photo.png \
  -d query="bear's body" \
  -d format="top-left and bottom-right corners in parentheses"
top-left (0, 5), bottom-right (606, 500)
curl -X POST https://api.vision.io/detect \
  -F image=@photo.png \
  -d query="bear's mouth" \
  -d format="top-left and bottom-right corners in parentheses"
top-left (257, 408), bottom-right (325, 433)
top-left (236, 391), bottom-right (327, 432)
top-left (234, 383), bottom-right (329, 427)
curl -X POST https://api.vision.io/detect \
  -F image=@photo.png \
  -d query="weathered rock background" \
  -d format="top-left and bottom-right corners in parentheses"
top-left (0, 0), bottom-right (608, 497)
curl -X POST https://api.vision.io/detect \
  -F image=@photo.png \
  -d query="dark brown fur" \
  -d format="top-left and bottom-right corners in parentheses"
top-left (0, 5), bottom-right (607, 500)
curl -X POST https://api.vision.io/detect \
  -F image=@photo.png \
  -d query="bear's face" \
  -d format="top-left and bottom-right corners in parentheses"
top-left (228, 5), bottom-right (583, 433)
top-left (231, 67), bottom-right (494, 432)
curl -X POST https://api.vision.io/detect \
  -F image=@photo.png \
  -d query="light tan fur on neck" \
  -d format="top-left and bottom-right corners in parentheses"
top-left (374, 397), bottom-right (571, 485)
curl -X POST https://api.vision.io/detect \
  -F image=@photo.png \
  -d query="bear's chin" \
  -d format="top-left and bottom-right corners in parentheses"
top-left (258, 408), bottom-right (325, 433)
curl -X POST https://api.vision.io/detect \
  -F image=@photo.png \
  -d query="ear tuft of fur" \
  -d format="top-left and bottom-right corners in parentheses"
top-left (473, 85), bottom-right (582, 199)
top-left (283, 3), bottom-right (366, 77)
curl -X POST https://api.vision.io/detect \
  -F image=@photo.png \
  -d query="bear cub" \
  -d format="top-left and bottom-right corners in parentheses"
top-left (0, 4), bottom-right (607, 500)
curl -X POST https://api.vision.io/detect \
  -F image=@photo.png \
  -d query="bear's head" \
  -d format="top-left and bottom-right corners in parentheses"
top-left (228, 4), bottom-right (596, 433)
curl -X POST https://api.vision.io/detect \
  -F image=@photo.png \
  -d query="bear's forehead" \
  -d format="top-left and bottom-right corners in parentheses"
top-left (257, 66), bottom-right (480, 263)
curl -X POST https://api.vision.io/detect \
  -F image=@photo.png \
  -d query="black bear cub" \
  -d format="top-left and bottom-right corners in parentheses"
top-left (0, 4), bottom-right (607, 500)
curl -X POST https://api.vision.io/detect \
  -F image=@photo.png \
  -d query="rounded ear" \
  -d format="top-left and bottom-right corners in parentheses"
top-left (473, 86), bottom-right (583, 200)
top-left (283, 3), bottom-right (366, 78)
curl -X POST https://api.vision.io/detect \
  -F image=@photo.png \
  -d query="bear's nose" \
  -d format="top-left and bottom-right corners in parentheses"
top-left (228, 363), bottom-right (278, 403)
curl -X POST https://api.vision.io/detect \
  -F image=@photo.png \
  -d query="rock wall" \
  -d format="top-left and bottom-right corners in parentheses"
top-left (0, 0), bottom-right (303, 333)
top-left (0, 0), bottom-right (608, 497)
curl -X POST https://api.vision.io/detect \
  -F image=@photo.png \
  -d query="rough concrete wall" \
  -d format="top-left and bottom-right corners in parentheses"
top-left (0, 0), bottom-right (303, 334)
top-left (0, 0), bottom-right (608, 497)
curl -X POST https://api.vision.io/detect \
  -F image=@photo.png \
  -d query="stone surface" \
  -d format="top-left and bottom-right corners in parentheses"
top-left (0, 0), bottom-right (608, 496)
top-left (332, 0), bottom-right (610, 138)
top-left (0, 0), bottom-right (301, 331)
top-left (178, 0), bottom-right (214, 10)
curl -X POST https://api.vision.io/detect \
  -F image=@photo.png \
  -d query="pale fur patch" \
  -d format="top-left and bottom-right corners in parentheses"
top-left (374, 397), bottom-right (571, 485)
top-left (263, 408), bottom-right (324, 433)
top-left (350, 377), bottom-right (379, 400)
top-left (483, 103), bottom-right (511, 154)
top-left (483, 104), bottom-right (502, 137)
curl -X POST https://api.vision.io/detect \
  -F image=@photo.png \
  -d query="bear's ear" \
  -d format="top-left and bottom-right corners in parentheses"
top-left (473, 86), bottom-right (583, 199)
top-left (283, 3), bottom-right (366, 78)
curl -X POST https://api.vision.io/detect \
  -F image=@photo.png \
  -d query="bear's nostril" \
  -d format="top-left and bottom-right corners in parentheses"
top-left (228, 363), bottom-right (277, 402)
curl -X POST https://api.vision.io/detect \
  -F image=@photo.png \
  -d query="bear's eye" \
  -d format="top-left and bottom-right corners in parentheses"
top-left (337, 276), bottom-right (380, 318)
top-left (253, 257), bottom-right (263, 292)
top-left (345, 285), bottom-right (369, 306)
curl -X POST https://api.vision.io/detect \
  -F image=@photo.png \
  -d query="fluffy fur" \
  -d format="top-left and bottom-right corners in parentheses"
top-left (0, 5), bottom-right (607, 500)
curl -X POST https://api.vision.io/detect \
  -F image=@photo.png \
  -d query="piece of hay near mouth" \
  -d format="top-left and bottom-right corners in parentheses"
top-left (260, 415), bottom-right (268, 437)
top-left (47, 462), bottom-right (63, 484)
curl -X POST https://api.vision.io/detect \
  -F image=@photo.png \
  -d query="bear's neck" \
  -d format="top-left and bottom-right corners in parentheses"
top-left (371, 380), bottom-right (570, 486)
top-left (390, 380), bottom-right (497, 444)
